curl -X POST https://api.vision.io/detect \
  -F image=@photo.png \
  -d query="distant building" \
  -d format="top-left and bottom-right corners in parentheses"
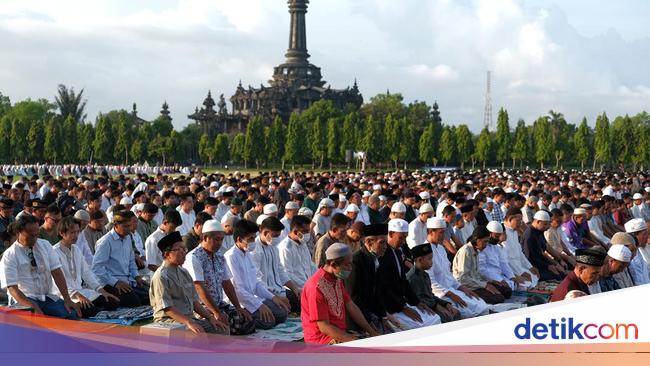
top-left (188, 0), bottom-right (363, 136)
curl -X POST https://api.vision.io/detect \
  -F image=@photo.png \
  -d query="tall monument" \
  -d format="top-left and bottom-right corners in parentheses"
top-left (189, 0), bottom-right (363, 136)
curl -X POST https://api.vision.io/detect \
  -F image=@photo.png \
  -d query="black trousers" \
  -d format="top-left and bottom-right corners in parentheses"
top-left (104, 284), bottom-right (150, 308)
top-left (474, 281), bottom-right (511, 305)
top-left (80, 294), bottom-right (120, 318)
top-left (285, 288), bottom-right (301, 314)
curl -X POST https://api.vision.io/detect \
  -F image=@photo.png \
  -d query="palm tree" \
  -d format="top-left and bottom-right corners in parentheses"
top-left (55, 84), bottom-right (87, 123)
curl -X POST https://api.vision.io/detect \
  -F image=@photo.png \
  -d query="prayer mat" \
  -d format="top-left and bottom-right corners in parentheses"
top-left (87, 305), bottom-right (153, 326)
top-left (487, 303), bottom-right (527, 313)
top-left (246, 317), bottom-right (304, 342)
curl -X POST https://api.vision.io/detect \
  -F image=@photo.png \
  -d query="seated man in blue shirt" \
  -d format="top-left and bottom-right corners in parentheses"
top-left (92, 210), bottom-right (149, 307)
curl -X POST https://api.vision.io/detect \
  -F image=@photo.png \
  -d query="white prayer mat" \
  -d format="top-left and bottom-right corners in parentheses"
top-left (87, 305), bottom-right (153, 326)
top-left (246, 317), bottom-right (304, 342)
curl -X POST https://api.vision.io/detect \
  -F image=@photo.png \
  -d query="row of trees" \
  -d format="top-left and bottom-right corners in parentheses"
top-left (1, 87), bottom-right (649, 170)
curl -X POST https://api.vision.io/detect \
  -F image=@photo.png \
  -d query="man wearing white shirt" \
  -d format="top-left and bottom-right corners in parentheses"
top-left (422, 217), bottom-right (488, 319)
top-left (54, 217), bottom-right (119, 318)
top-left (624, 218), bottom-right (650, 286)
top-left (145, 210), bottom-right (182, 272)
top-left (480, 221), bottom-right (533, 291)
top-left (406, 203), bottom-right (433, 249)
top-left (277, 215), bottom-right (316, 291)
top-left (176, 192), bottom-right (196, 236)
top-left (0, 215), bottom-right (81, 319)
top-left (279, 201), bottom-right (300, 239)
top-left (224, 219), bottom-right (289, 330)
top-left (72, 210), bottom-right (94, 265)
top-left (499, 209), bottom-right (540, 287)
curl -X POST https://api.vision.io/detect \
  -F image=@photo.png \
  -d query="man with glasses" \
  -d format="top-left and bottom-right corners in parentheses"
top-left (149, 231), bottom-right (225, 334)
top-left (0, 215), bottom-right (81, 319)
top-left (39, 205), bottom-right (62, 246)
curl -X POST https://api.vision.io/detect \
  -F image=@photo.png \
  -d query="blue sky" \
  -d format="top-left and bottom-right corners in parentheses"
top-left (1, 0), bottom-right (649, 132)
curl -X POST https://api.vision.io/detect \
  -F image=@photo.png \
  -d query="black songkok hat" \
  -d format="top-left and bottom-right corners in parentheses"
top-left (158, 231), bottom-right (183, 253)
top-left (575, 248), bottom-right (606, 266)
top-left (411, 243), bottom-right (432, 258)
top-left (363, 224), bottom-right (388, 237)
top-left (460, 204), bottom-right (474, 214)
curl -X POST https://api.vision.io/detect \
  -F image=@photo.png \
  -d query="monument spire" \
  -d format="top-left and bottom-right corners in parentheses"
top-left (285, 0), bottom-right (310, 64)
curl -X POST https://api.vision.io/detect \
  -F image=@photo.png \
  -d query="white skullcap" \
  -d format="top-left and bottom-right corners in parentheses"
top-left (645, 187), bottom-right (650, 193)
top-left (263, 204), bottom-right (278, 215)
top-left (633, 193), bottom-right (643, 200)
top-left (285, 201), bottom-right (300, 210)
top-left (426, 217), bottom-right (446, 229)
top-left (573, 208), bottom-right (587, 216)
top-left (611, 232), bottom-right (635, 246)
top-left (132, 203), bottom-right (145, 213)
top-left (209, 181), bottom-right (219, 188)
top-left (419, 192), bottom-right (430, 200)
top-left (256, 214), bottom-right (269, 226)
top-left (120, 197), bottom-right (133, 205)
top-left (372, 184), bottom-right (381, 191)
top-left (388, 219), bottom-right (408, 233)
top-left (345, 203), bottom-right (360, 213)
top-left (379, 195), bottom-right (387, 201)
top-left (419, 203), bottom-right (433, 214)
top-left (225, 186), bottom-right (236, 193)
top-left (190, 177), bottom-right (200, 184)
top-left (362, 191), bottom-right (372, 198)
top-left (318, 198), bottom-right (335, 209)
top-left (325, 242), bottom-right (352, 260)
top-left (487, 221), bottom-right (504, 234)
top-left (339, 195), bottom-right (347, 202)
top-left (625, 218), bottom-right (647, 233)
top-left (391, 202), bottom-right (406, 213)
top-left (298, 207), bottom-right (313, 218)
top-left (487, 198), bottom-right (494, 204)
top-left (533, 210), bottom-right (551, 221)
top-left (607, 244), bottom-right (632, 263)
top-left (202, 219), bottom-right (224, 234)
top-left (73, 209), bottom-right (90, 222)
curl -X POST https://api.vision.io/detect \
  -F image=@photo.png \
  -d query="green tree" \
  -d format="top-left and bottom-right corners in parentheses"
top-left (594, 112), bottom-right (611, 170)
top-left (359, 115), bottom-right (383, 166)
top-left (198, 133), bottom-right (213, 166)
top-left (439, 126), bottom-right (456, 166)
top-left (511, 119), bottom-right (528, 169)
top-left (231, 133), bottom-right (246, 164)
top-left (130, 123), bottom-right (150, 163)
top-left (0, 92), bottom-right (10, 118)
top-left (44, 117), bottom-right (63, 164)
top-left (384, 114), bottom-right (401, 169)
top-left (93, 114), bottom-right (112, 163)
top-left (611, 115), bottom-right (636, 168)
top-left (0, 116), bottom-right (12, 162)
top-left (62, 115), bottom-right (78, 163)
top-left (326, 117), bottom-right (341, 167)
top-left (534, 116), bottom-right (553, 168)
top-left (267, 116), bottom-right (286, 167)
top-left (495, 108), bottom-right (511, 168)
top-left (27, 118), bottom-right (45, 162)
top-left (149, 134), bottom-right (171, 165)
top-left (151, 116), bottom-right (174, 138)
top-left (77, 123), bottom-right (94, 163)
top-left (55, 84), bottom-right (87, 122)
top-left (475, 127), bottom-right (492, 169)
top-left (455, 124), bottom-right (473, 169)
top-left (243, 116), bottom-right (265, 169)
top-left (398, 118), bottom-right (418, 169)
top-left (308, 116), bottom-right (326, 168)
top-left (419, 123), bottom-right (436, 165)
top-left (214, 134), bottom-right (230, 166)
top-left (340, 112), bottom-right (358, 166)
top-left (573, 117), bottom-right (592, 170)
top-left (113, 112), bottom-right (131, 164)
top-left (361, 93), bottom-right (406, 122)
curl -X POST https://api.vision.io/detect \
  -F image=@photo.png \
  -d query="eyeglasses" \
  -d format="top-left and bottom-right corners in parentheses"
top-left (169, 247), bottom-right (187, 253)
top-left (28, 251), bottom-right (37, 268)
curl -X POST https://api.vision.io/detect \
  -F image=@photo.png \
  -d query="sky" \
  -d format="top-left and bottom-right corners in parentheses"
top-left (1, 0), bottom-right (650, 132)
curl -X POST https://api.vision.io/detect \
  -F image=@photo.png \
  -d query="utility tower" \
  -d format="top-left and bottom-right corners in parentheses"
top-left (483, 71), bottom-right (493, 130)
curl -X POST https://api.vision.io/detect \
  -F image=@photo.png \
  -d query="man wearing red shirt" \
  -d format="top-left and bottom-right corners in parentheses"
top-left (301, 243), bottom-right (379, 344)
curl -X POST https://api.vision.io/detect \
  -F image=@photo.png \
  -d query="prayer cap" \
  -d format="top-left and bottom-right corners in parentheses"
top-left (625, 218), bottom-right (647, 233)
top-left (231, 197), bottom-right (243, 207)
top-left (419, 203), bottom-right (433, 214)
top-left (209, 181), bottom-right (219, 188)
top-left (119, 197), bottom-right (133, 205)
top-left (325, 242), bottom-right (352, 261)
top-left (573, 208), bottom-right (587, 216)
top-left (426, 217), bottom-right (446, 229)
top-left (158, 231), bottom-right (183, 253)
top-left (388, 219), bottom-right (408, 233)
top-left (411, 243), bottom-right (432, 259)
top-left (112, 210), bottom-right (134, 224)
top-left (419, 191), bottom-right (430, 200)
top-left (298, 207), bottom-right (313, 218)
top-left (73, 209), bottom-right (90, 222)
top-left (607, 245), bottom-right (632, 263)
top-left (610, 232), bottom-right (635, 246)
top-left (318, 198), bottom-right (335, 209)
top-left (0, 198), bottom-right (14, 208)
top-left (575, 248), bottom-right (606, 266)
top-left (345, 203), bottom-right (360, 213)
top-left (363, 224), bottom-right (388, 237)
top-left (633, 193), bottom-right (643, 200)
top-left (391, 202), bottom-right (406, 213)
top-left (31, 199), bottom-right (48, 209)
top-left (486, 221), bottom-right (504, 234)
top-left (372, 184), bottom-right (382, 191)
top-left (285, 201), bottom-right (300, 210)
top-left (263, 204), bottom-right (278, 215)
top-left (362, 191), bottom-right (372, 198)
top-left (256, 214), bottom-right (269, 226)
top-left (202, 219), bottom-right (224, 234)
top-left (533, 210), bottom-right (551, 221)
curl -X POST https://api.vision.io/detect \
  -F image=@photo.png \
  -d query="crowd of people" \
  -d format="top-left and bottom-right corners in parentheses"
top-left (0, 168), bottom-right (649, 344)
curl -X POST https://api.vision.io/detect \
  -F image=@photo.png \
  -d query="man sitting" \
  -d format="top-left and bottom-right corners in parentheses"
top-left (149, 231), bottom-right (227, 334)
top-left (590, 243), bottom-right (631, 293)
top-left (92, 211), bottom-right (149, 307)
top-left (314, 213), bottom-right (352, 268)
top-left (479, 221), bottom-right (530, 291)
top-left (277, 215), bottom-right (317, 293)
top-left (0, 215), bottom-right (81, 319)
top-left (551, 247), bottom-right (605, 301)
top-left (301, 243), bottom-right (379, 344)
top-left (184, 219), bottom-right (255, 335)
top-left (224, 220), bottom-right (289, 330)
top-left (145, 210), bottom-right (182, 273)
